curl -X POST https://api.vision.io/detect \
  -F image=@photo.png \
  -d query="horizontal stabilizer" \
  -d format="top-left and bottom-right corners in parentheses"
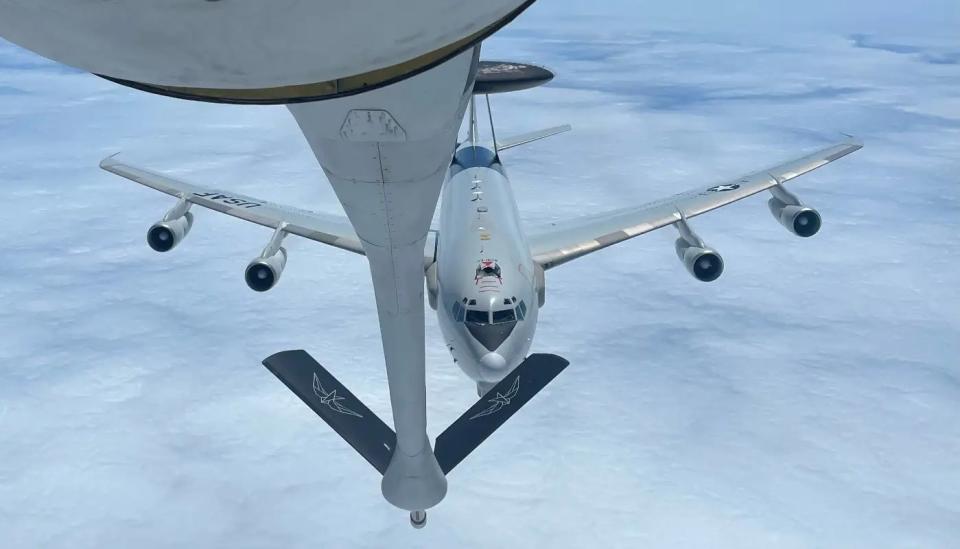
top-left (496, 125), bottom-right (572, 152)
top-left (434, 353), bottom-right (569, 474)
top-left (262, 350), bottom-right (396, 474)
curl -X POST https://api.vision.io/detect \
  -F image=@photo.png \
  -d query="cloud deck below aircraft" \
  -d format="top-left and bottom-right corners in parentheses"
top-left (0, 11), bottom-right (958, 549)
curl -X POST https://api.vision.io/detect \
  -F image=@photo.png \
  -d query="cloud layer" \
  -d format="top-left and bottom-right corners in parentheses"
top-left (1, 5), bottom-right (958, 548)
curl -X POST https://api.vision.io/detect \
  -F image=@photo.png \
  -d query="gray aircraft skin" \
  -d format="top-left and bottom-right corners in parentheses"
top-left (436, 143), bottom-right (538, 394)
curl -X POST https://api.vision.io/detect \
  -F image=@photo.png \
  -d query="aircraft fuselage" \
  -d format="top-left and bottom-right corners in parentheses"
top-left (435, 145), bottom-right (539, 393)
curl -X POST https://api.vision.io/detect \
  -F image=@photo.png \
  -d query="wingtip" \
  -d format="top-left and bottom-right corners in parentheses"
top-left (99, 152), bottom-right (122, 169)
top-left (840, 132), bottom-right (864, 148)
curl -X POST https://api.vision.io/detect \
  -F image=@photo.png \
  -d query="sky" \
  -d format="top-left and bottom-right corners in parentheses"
top-left (1, 2), bottom-right (959, 548)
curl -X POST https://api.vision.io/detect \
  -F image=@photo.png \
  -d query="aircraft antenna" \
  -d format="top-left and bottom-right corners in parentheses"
top-left (485, 94), bottom-right (498, 152)
top-left (469, 94), bottom-right (478, 145)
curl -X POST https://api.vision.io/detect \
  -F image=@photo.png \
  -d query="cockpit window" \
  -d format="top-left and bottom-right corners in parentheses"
top-left (466, 313), bottom-right (516, 351)
top-left (515, 300), bottom-right (526, 320)
top-left (465, 309), bottom-right (489, 324)
top-left (492, 308), bottom-right (516, 324)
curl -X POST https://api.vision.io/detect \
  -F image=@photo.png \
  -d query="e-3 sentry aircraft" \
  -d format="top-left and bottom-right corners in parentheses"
top-left (100, 61), bottom-right (861, 527)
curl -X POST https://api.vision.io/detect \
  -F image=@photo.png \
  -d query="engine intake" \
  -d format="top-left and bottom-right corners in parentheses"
top-left (673, 214), bottom-right (724, 282)
top-left (147, 211), bottom-right (193, 252)
top-left (675, 239), bottom-right (724, 282)
top-left (769, 198), bottom-right (821, 238)
top-left (245, 226), bottom-right (290, 292)
top-left (767, 184), bottom-right (821, 238)
top-left (245, 248), bottom-right (287, 292)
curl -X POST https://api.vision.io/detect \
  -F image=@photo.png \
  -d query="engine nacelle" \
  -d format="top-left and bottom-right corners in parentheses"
top-left (767, 184), bottom-right (822, 238)
top-left (675, 238), bottom-right (724, 282)
top-left (147, 211), bottom-right (193, 252)
top-left (245, 248), bottom-right (287, 292)
top-left (768, 198), bottom-right (821, 238)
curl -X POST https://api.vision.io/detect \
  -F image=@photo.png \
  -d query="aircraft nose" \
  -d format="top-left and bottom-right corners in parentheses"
top-left (480, 352), bottom-right (507, 370)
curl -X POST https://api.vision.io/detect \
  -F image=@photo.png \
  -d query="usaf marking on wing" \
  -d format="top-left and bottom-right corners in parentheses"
top-left (193, 191), bottom-right (262, 209)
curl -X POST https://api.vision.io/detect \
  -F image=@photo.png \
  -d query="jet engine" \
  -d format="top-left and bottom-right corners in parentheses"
top-left (768, 199), bottom-right (821, 237)
top-left (673, 214), bottom-right (724, 282)
top-left (245, 226), bottom-right (289, 292)
top-left (675, 239), bottom-right (724, 282)
top-left (767, 184), bottom-right (821, 237)
top-left (245, 248), bottom-right (287, 292)
top-left (147, 199), bottom-right (193, 252)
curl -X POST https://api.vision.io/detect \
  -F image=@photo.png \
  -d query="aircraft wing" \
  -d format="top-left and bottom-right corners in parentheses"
top-left (527, 139), bottom-right (862, 270)
top-left (100, 155), bottom-right (365, 256)
top-left (496, 125), bottom-right (571, 152)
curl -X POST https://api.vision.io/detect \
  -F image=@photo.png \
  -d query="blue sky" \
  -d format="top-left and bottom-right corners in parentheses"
top-left (1, 3), bottom-right (958, 548)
